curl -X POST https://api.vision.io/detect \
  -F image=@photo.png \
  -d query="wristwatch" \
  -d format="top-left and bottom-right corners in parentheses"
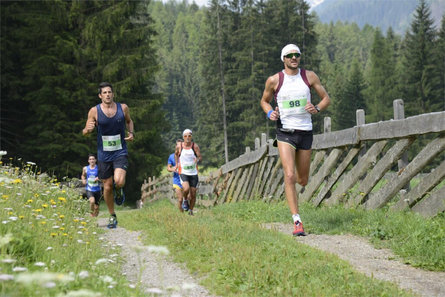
top-left (314, 105), bottom-right (320, 113)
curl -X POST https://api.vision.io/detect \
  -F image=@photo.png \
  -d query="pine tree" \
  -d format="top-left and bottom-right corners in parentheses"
top-left (399, 0), bottom-right (438, 115)
top-left (334, 59), bottom-right (365, 130)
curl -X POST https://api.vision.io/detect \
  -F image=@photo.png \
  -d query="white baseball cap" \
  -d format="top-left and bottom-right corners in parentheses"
top-left (281, 44), bottom-right (301, 62)
top-left (183, 129), bottom-right (192, 136)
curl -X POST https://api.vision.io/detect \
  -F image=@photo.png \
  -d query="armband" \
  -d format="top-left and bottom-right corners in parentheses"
top-left (267, 110), bottom-right (273, 119)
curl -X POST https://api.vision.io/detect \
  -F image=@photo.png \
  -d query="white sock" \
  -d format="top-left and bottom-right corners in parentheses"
top-left (292, 214), bottom-right (301, 223)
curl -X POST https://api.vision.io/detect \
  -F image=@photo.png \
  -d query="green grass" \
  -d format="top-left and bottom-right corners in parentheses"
top-left (120, 200), bottom-right (423, 297)
top-left (211, 200), bottom-right (445, 271)
top-left (0, 164), bottom-right (144, 297)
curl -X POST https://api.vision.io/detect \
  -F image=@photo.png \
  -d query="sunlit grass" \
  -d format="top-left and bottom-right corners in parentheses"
top-left (120, 200), bottom-right (416, 297)
top-left (0, 163), bottom-right (144, 297)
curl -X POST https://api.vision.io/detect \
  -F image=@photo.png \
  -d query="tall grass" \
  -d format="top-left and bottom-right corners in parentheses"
top-left (0, 163), bottom-right (143, 297)
top-left (120, 200), bottom-right (419, 297)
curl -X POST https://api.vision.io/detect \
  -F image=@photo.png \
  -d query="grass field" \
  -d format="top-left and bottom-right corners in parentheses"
top-left (1, 163), bottom-right (443, 296)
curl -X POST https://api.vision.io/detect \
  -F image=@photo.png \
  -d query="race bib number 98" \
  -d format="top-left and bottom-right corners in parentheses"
top-left (281, 98), bottom-right (307, 114)
top-left (102, 134), bottom-right (122, 151)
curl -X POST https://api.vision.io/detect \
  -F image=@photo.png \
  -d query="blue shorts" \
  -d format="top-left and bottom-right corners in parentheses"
top-left (98, 155), bottom-right (128, 180)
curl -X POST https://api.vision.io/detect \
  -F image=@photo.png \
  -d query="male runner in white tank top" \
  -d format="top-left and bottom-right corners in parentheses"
top-left (260, 44), bottom-right (331, 236)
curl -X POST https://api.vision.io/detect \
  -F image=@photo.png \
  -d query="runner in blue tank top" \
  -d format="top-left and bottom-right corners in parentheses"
top-left (83, 82), bottom-right (134, 228)
top-left (81, 154), bottom-right (101, 217)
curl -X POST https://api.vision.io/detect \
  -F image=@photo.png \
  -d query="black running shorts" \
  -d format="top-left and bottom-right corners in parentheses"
top-left (180, 174), bottom-right (199, 188)
top-left (86, 190), bottom-right (101, 205)
top-left (276, 129), bottom-right (313, 150)
top-left (98, 155), bottom-right (128, 180)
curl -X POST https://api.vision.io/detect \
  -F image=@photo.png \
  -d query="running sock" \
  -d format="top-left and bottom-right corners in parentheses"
top-left (292, 214), bottom-right (301, 223)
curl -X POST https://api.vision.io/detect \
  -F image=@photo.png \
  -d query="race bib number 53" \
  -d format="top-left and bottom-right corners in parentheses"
top-left (102, 134), bottom-right (122, 151)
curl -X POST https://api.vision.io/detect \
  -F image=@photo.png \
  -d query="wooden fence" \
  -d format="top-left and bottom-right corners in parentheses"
top-left (140, 100), bottom-right (445, 217)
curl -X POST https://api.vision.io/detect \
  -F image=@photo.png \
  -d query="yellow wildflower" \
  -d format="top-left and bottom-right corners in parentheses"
top-left (58, 197), bottom-right (66, 202)
top-left (41, 221), bottom-right (46, 225)
top-left (42, 204), bottom-right (48, 208)
top-left (27, 199), bottom-right (33, 203)
top-left (80, 222), bottom-right (87, 226)
top-left (59, 215), bottom-right (65, 219)
top-left (73, 219), bottom-right (79, 223)
top-left (12, 179), bottom-right (22, 184)
top-left (2, 195), bottom-right (9, 199)
top-left (50, 233), bottom-right (57, 237)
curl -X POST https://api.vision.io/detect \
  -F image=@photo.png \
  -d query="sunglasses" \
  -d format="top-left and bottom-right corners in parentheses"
top-left (285, 52), bottom-right (301, 59)
top-left (184, 135), bottom-right (192, 138)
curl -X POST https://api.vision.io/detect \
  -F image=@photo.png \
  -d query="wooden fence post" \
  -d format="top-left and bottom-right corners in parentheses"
top-left (394, 99), bottom-right (410, 191)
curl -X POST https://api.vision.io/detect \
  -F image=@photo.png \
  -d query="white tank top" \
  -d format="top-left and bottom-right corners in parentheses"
top-left (179, 145), bottom-right (198, 176)
top-left (276, 69), bottom-right (312, 130)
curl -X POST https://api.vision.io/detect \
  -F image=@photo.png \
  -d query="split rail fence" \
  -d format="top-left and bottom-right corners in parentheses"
top-left (140, 100), bottom-right (445, 217)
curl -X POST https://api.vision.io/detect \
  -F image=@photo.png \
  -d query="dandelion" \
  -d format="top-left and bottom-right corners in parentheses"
top-left (12, 267), bottom-right (27, 272)
top-left (42, 204), bottom-right (48, 208)
top-left (81, 222), bottom-right (87, 226)
top-left (19, 215), bottom-right (24, 220)
top-left (12, 179), bottom-right (22, 184)
top-left (73, 219), bottom-right (79, 223)
top-left (1, 194), bottom-right (8, 199)
top-left (58, 197), bottom-right (66, 202)
top-left (27, 199), bottom-right (33, 203)
top-left (59, 215), bottom-right (65, 219)
top-left (41, 221), bottom-right (47, 225)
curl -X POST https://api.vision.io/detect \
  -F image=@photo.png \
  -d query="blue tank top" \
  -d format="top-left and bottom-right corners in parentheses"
top-left (97, 103), bottom-right (128, 162)
top-left (168, 153), bottom-right (181, 186)
top-left (85, 165), bottom-right (101, 192)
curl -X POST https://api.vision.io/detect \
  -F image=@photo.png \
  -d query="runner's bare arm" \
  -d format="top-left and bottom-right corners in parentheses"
top-left (305, 70), bottom-right (331, 113)
top-left (83, 107), bottom-right (97, 135)
top-left (122, 104), bottom-right (134, 141)
top-left (260, 74), bottom-right (280, 120)
top-left (194, 143), bottom-right (202, 163)
top-left (81, 167), bottom-right (87, 185)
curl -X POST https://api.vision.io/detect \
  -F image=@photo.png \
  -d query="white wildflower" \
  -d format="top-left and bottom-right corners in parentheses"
top-left (146, 288), bottom-right (163, 294)
top-left (100, 275), bottom-right (113, 283)
top-left (43, 281), bottom-right (56, 288)
top-left (147, 245), bottom-right (170, 255)
top-left (13, 267), bottom-right (28, 272)
top-left (182, 282), bottom-right (197, 290)
top-left (0, 274), bottom-right (14, 281)
top-left (1, 258), bottom-right (16, 264)
top-left (0, 233), bottom-right (13, 248)
top-left (34, 262), bottom-right (46, 267)
top-left (78, 270), bottom-right (89, 279)
top-left (94, 258), bottom-right (109, 265)
top-left (56, 289), bottom-right (102, 297)
top-left (46, 247), bottom-right (53, 251)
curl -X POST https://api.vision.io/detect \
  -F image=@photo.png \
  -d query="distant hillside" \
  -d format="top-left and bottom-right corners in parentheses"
top-left (312, 0), bottom-right (444, 35)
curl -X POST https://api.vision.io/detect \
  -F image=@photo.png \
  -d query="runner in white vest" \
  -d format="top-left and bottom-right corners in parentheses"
top-left (260, 44), bottom-right (331, 236)
top-left (176, 129), bottom-right (202, 216)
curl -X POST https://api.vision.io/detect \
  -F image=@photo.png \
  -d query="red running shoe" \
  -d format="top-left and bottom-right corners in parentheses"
top-left (293, 221), bottom-right (306, 236)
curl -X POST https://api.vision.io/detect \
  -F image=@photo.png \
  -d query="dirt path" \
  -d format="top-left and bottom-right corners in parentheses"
top-left (98, 218), bottom-right (444, 297)
top-left (264, 223), bottom-right (445, 297)
top-left (98, 218), bottom-right (218, 297)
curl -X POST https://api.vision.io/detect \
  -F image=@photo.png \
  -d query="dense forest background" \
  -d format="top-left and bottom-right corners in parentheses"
top-left (1, 0), bottom-right (444, 202)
